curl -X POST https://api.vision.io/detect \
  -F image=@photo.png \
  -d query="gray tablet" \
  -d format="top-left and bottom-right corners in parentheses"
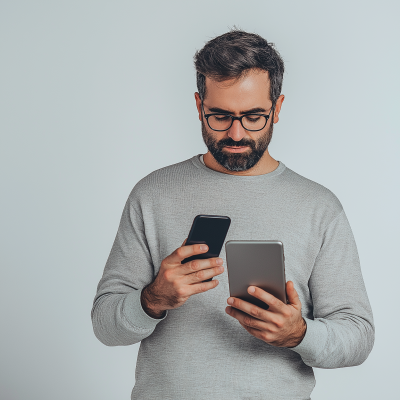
top-left (225, 240), bottom-right (287, 310)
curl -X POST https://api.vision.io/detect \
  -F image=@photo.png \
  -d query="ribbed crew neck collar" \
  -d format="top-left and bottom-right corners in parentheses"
top-left (190, 154), bottom-right (286, 181)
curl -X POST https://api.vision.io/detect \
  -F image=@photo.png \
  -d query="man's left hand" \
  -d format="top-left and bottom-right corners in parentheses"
top-left (225, 281), bottom-right (307, 348)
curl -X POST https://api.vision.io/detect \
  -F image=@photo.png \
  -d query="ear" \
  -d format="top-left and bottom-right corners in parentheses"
top-left (194, 92), bottom-right (202, 121)
top-left (272, 94), bottom-right (285, 124)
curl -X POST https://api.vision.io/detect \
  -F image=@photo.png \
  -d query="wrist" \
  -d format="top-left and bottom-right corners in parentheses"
top-left (298, 317), bottom-right (307, 343)
top-left (287, 317), bottom-right (307, 348)
top-left (141, 285), bottom-right (166, 319)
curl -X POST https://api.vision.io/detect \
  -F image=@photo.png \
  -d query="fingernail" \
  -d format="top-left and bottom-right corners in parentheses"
top-left (248, 286), bottom-right (255, 293)
top-left (227, 298), bottom-right (233, 305)
top-left (216, 258), bottom-right (223, 264)
top-left (218, 266), bottom-right (224, 272)
top-left (200, 245), bottom-right (208, 251)
top-left (225, 307), bottom-right (231, 314)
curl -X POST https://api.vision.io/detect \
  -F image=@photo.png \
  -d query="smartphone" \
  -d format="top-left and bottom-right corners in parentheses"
top-left (182, 215), bottom-right (231, 282)
top-left (225, 240), bottom-right (287, 310)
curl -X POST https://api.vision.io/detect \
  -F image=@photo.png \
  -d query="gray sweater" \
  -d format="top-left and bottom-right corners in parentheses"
top-left (91, 155), bottom-right (374, 400)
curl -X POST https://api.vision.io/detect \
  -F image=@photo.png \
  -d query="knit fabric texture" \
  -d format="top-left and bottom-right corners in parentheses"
top-left (91, 155), bottom-right (374, 400)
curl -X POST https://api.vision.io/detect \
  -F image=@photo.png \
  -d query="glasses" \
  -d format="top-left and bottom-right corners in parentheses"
top-left (201, 101), bottom-right (274, 132)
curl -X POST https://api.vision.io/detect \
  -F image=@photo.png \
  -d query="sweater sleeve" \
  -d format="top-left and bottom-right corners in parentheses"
top-left (91, 195), bottom-right (167, 346)
top-left (290, 209), bottom-right (375, 368)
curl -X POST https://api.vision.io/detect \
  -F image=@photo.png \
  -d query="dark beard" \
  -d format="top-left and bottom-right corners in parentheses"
top-left (201, 121), bottom-right (274, 172)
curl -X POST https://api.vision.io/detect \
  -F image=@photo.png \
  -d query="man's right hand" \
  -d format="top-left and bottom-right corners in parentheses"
top-left (140, 239), bottom-right (224, 318)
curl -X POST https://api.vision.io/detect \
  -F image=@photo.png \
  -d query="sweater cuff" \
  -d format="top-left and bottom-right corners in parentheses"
top-left (289, 317), bottom-right (328, 362)
top-left (122, 288), bottom-right (168, 331)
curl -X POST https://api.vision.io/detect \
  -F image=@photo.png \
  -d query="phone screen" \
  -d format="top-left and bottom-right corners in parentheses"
top-left (182, 215), bottom-right (231, 281)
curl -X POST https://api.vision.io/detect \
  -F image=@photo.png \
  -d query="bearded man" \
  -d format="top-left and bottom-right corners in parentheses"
top-left (92, 30), bottom-right (374, 400)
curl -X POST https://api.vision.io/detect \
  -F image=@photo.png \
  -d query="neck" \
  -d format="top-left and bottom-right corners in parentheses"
top-left (203, 150), bottom-right (279, 176)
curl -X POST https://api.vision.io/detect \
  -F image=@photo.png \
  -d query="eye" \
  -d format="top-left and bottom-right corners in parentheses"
top-left (245, 115), bottom-right (261, 123)
top-left (214, 115), bottom-right (231, 121)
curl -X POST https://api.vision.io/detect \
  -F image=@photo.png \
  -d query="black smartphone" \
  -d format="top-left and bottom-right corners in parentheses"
top-left (182, 215), bottom-right (231, 282)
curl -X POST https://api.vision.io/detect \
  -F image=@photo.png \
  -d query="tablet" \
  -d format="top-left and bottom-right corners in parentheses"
top-left (225, 240), bottom-right (287, 310)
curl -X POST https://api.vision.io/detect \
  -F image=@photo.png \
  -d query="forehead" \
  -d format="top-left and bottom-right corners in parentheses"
top-left (204, 69), bottom-right (271, 110)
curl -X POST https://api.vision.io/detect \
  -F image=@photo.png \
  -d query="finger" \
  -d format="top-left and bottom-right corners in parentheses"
top-left (186, 278), bottom-right (219, 295)
top-left (184, 261), bottom-right (224, 283)
top-left (225, 306), bottom-right (271, 332)
top-left (167, 243), bottom-right (209, 265)
top-left (246, 286), bottom-right (286, 312)
top-left (286, 281), bottom-right (301, 309)
top-left (181, 257), bottom-right (223, 277)
top-left (239, 322), bottom-right (266, 341)
top-left (226, 296), bottom-right (269, 322)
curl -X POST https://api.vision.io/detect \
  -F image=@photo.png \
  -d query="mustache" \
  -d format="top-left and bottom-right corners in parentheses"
top-left (217, 138), bottom-right (256, 148)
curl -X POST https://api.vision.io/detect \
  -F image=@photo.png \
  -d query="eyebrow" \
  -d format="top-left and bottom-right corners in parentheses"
top-left (206, 106), bottom-right (268, 115)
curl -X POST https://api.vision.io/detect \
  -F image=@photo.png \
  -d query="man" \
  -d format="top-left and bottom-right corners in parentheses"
top-left (91, 30), bottom-right (374, 399)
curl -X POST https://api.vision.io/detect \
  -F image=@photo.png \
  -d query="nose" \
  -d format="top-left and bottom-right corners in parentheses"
top-left (228, 119), bottom-right (247, 142)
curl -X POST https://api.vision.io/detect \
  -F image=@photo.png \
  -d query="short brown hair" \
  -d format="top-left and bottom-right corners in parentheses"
top-left (194, 29), bottom-right (284, 105)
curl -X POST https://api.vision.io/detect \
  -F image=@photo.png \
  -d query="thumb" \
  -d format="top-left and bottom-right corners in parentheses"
top-left (286, 281), bottom-right (301, 309)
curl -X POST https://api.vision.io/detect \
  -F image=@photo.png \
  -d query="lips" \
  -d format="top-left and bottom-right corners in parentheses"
top-left (223, 146), bottom-right (250, 153)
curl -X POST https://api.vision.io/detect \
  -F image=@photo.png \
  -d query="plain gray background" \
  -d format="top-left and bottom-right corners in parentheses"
top-left (1, 1), bottom-right (399, 399)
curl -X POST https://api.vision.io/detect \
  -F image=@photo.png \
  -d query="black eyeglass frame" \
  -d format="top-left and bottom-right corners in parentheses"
top-left (201, 101), bottom-right (274, 132)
